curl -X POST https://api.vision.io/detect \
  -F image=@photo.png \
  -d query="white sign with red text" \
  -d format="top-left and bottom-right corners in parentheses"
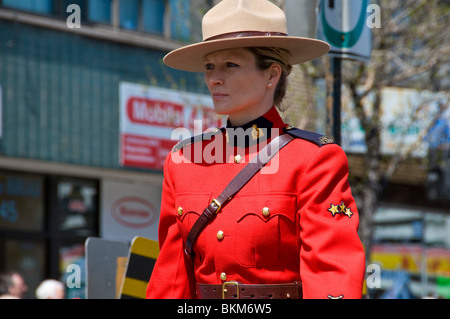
top-left (119, 82), bottom-right (221, 170)
top-left (100, 179), bottom-right (163, 242)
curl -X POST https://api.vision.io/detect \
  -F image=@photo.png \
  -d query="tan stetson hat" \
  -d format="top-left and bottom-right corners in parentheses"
top-left (163, 0), bottom-right (330, 72)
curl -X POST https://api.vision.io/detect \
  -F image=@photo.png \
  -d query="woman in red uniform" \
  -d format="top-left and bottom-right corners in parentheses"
top-left (147, 0), bottom-right (365, 299)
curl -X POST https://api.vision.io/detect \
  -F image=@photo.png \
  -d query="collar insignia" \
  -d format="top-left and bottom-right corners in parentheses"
top-left (319, 136), bottom-right (335, 145)
top-left (251, 124), bottom-right (265, 140)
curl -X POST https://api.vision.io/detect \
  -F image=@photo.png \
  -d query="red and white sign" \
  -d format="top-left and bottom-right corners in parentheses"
top-left (111, 196), bottom-right (158, 229)
top-left (100, 180), bottom-right (163, 241)
top-left (126, 97), bottom-right (184, 128)
top-left (120, 134), bottom-right (176, 170)
top-left (119, 82), bottom-right (222, 170)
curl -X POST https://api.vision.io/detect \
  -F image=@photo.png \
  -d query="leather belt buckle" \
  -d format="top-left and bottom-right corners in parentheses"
top-left (222, 281), bottom-right (239, 299)
top-left (210, 198), bottom-right (222, 213)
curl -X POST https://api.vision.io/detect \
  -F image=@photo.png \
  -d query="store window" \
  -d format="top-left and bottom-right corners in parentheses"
top-left (0, 171), bottom-right (46, 298)
top-left (169, 0), bottom-right (190, 42)
top-left (0, 172), bottom-right (44, 232)
top-left (0, 171), bottom-right (99, 299)
top-left (119, 0), bottom-right (166, 34)
top-left (88, 0), bottom-right (168, 35)
top-left (142, 0), bottom-right (165, 34)
top-left (88, 0), bottom-right (112, 24)
top-left (119, 0), bottom-right (139, 30)
top-left (87, 0), bottom-right (166, 34)
top-left (2, 0), bottom-right (54, 14)
top-left (0, 0), bottom-right (195, 39)
top-left (53, 177), bottom-right (98, 299)
top-left (3, 238), bottom-right (45, 299)
top-left (56, 178), bottom-right (98, 235)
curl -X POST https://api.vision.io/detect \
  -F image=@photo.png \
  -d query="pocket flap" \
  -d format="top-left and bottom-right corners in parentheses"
top-left (175, 192), bottom-right (212, 221)
top-left (233, 193), bottom-right (297, 223)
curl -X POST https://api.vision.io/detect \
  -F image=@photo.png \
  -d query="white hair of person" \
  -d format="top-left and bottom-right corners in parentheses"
top-left (35, 279), bottom-right (65, 299)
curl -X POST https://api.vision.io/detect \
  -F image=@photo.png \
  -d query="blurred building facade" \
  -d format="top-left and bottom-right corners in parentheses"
top-left (0, 0), bottom-right (213, 298)
top-left (341, 87), bottom-right (450, 298)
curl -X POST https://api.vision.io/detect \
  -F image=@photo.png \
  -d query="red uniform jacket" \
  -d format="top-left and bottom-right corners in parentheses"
top-left (147, 106), bottom-right (365, 299)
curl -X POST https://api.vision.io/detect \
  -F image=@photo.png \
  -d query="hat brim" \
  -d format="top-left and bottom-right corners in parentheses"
top-left (163, 36), bottom-right (330, 72)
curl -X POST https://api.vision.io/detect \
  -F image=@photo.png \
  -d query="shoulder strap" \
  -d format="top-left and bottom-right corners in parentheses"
top-left (283, 126), bottom-right (335, 147)
top-left (184, 133), bottom-right (295, 259)
top-left (172, 127), bottom-right (225, 153)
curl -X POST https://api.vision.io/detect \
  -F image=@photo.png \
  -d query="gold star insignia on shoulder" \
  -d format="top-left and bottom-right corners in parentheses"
top-left (328, 202), bottom-right (354, 218)
top-left (327, 204), bottom-right (340, 217)
top-left (344, 207), bottom-right (354, 218)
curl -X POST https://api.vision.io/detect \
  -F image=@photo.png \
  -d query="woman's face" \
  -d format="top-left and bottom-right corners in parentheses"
top-left (204, 48), bottom-right (276, 126)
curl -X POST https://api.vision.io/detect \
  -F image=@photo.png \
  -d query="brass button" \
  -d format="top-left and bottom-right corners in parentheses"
top-left (217, 230), bottom-right (224, 240)
top-left (234, 155), bottom-right (242, 164)
top-left (177, 207), bottom-right (183, 216)
top-left (220, 272), bottom-right (227, 281)
top-left (262, 207), bottom-right (270, 217)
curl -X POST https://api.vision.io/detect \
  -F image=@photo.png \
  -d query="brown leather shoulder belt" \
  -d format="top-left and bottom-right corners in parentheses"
top-left (184, 133), bottom-right (294, 259)
top-left (183, 133), bottom-right (300, 299)
top-left (196, 282), bottom-right (302, 299)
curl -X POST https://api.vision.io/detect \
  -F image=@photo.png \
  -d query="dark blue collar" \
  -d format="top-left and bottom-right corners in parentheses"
top-left (225, 106), bottom-right (286, 148)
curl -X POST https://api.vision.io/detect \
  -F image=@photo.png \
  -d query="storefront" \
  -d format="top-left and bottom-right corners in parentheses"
top-left (0, 153), bottom-right (168, 299)
top-left (0, 170), bottom-right (98, 298)
top-left (0, 0), bottom-right (213, 298)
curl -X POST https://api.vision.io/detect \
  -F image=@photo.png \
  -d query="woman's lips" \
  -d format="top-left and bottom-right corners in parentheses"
top-left (212, 93), bottom-right (228, 99)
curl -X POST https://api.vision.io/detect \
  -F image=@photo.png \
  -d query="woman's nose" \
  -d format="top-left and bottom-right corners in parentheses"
top-left (206, 71), bottom-right (223, 86)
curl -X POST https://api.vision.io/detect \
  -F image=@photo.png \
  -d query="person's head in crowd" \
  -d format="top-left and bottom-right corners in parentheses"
top-left (35, 279), bottom-right (65, 299)
top-left (0, 271), bottom-right (28, 299)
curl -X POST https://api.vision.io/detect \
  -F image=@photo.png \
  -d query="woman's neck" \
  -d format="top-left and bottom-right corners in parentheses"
top-left (227, 103), bottom-right (273, 127)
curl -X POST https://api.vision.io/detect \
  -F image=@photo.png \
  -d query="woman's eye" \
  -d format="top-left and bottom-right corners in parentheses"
top-left (226, 62), bottom-right (239, 68)
top-left (205, 62), bottom-right (238, 70)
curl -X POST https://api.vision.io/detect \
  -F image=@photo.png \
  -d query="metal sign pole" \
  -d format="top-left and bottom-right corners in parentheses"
top-left (332, 57), bottom-right (342, 145)
top-left (317, 0), bottom-right (372, 146)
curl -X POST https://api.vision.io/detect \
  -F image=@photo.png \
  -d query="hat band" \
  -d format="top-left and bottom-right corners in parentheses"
top-left (205, 31), bottom-right (288, 42)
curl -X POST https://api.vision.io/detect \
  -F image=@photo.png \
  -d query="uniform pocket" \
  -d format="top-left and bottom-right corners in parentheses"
top-left (175, 192), bottom-right (212, 247)
top-left (229, 193), bottom-right (298, 268)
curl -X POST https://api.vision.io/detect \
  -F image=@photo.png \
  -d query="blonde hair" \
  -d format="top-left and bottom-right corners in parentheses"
top-left (248, 47), bottom-right (293, 110)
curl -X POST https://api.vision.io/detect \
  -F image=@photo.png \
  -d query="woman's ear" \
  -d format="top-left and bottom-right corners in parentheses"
top-left (267, 63), bottom-right (282, 88)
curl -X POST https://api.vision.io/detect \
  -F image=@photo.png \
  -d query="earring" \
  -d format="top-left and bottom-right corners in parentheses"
top-left (268, 83), bottom-right (273, 88)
